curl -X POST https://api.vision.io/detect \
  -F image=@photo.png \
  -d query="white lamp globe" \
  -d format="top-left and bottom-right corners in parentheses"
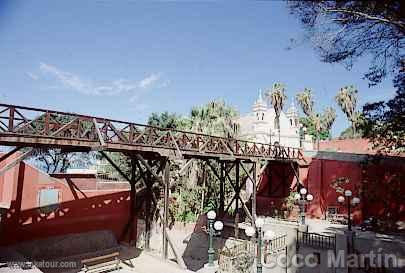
top-left (306, 194), bottom-right (314, 202)
top-left (214, 221), bottom-right (224, 231)
top-left (337, 196), bottom-right (345, 203)
top-left (255, 218), bottom-right (265, 228)
top-left (207, 210), bottom-right (216, 220)
top-left (300, 188), bottom-right (307, 195)
top-left (344, 190), bottom-right (352, 197)
top-left (294, 193), bottom-right (301, 200)
top-left (352, 197), bottom-right (360, 205)
top-left (245, 226), bottom-right (256, 237)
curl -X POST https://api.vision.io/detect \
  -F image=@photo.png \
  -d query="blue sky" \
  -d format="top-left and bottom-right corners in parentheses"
top-left (0, 1), bottom-right (396, 136)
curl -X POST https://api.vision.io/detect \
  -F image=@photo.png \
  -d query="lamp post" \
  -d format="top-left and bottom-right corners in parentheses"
top-left (207, 210), bottom-right (223, 267)
top-left (337, 190), bottom-right (360, 231)
top-left (294, 187), bottom-right (313, 225)
top-left (245, 218), bottom-right (274, 273)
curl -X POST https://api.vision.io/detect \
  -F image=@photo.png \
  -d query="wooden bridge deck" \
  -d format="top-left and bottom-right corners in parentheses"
top-left (0, 103), bottom-right (302, 161)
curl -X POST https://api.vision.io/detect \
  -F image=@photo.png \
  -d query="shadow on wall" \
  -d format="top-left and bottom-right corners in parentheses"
top-left (0, 162), bottom-right (136, 246)
top-left (256, 161), bottom-right (298, 217)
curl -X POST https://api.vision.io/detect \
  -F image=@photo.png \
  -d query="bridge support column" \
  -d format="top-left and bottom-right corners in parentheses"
top-left (252, 160), bottom-right (258, 224)
top-left (162, 158), bottom-right (170, 260)
top-left (235, 160), bottom-right (240, 239)
top-left (219, 161), bottom-right (225, 217)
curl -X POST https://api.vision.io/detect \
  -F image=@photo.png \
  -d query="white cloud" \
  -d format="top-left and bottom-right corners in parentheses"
top-left (139, 73), bottom-right (161, 89)
top-left (27, 72), bottom-right (39, 80)
top-left (38, 63), bottom-right (168, 99)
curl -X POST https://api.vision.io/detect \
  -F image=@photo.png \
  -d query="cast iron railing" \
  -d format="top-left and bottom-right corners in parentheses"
top-left (296, 230), bottom-right (336, 250)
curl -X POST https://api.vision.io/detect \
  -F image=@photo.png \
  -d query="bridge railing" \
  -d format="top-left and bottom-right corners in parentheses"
top-left (0, 103), bottom-right (303, 160)
top-left (296, 230), bottom-right (336, 250)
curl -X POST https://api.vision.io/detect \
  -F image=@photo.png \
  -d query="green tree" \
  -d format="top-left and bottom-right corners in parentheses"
top-left (187, 100), bottom-right (240, 213)
top-left (27, 114), bottom-right (94, 173)
top-left (296, 89), bottom-right (336, 149)
top-left (266, 82), bottom-right (287, 143)
top-left (30, 149), bottom-right (93, 173)
top-left (335, 85), bottom-right (360, 137)
top-left (190, 100), bottom-right (239, 137)
top-left (288, 1), bottom-right (404, 86)
top-left (147, 111), bottom-right (190, 130)
top-left (322, 106), bottom-right (337, 139)
top-left (361, 72), bottom-right (405, 152)
top-left (295, 88), bottom-right (314, 117)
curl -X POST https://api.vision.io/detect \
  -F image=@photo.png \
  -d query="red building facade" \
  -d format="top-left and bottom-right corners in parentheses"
top-left (0, 153), bottom-right (136, 246)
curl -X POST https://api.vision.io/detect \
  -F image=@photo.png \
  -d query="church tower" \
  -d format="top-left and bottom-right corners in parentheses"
top-left (252, 89), bottom-right (268, 142)
top-left (286, 101), bottom-right (299, 128)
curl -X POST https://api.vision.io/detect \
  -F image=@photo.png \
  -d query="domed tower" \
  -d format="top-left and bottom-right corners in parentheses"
top-left (286, 101), bottom-right (299, 128)
top-left (252, 89), bottom-right (268, 142)
top-left (252, 89), bottom-right (267, 121)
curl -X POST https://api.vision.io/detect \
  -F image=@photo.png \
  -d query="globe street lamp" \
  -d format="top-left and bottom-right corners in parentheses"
top-left (294, 187), bottom-right (313, 225)
top-left (337, 190), bottom-right (360, 231)
top-left (244, 218), bottom-right (268, 273)
top-left (207, 210), bottom-right (223, 267)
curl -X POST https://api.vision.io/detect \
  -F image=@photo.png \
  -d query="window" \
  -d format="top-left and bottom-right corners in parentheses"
top-left (38, 188), bottom-right (60, 214)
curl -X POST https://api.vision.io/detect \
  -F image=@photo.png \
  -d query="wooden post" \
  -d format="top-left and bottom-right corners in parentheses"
top-left (162, 158), bottom-right (170, 259)
top-left (219, 161), bottom-right (225, 217)
top-left (145, 162), bottom-right (152, 251)
top-left (129, 157), bottom-right (137, 244)
top-left (253, 161), bottom-right (258, 224)
top-left (235, 160), bottom-right (240, 238)
top-left (8, 107), bottom-right (14, 132)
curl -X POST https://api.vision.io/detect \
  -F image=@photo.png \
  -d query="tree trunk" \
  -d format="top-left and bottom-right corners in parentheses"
top-left (352, 122), bottom-right (357, 138)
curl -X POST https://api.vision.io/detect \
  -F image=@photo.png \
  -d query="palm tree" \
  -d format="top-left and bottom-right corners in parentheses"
top-left (321, 107), bottom-right (337, 141)
top-left (296, 89), bottom-right (336, 149)
top-left (295, 88), bottom-right (314, 117)
top-left (266, 82), bottom-right (287, 143)
top-left (188, 100), bottom-right (240, 212)
top-left (190, 100), bottom-right (239, 138)
top-left (335, 85), bottom-right (359, 136)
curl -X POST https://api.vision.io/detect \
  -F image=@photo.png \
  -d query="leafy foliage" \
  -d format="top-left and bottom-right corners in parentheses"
top-left (361, 70), bottom-right (405, 152)
top-left (295, 89), bottom-right (336, 145)
top-left (28, 114), bottom-right (94, 173)
top-left (266, 82), bottom-right (287, 122)
top-left (30, 148), bottom-right (94, 173)
top-left (190, 100), bottom-right (240, 137)
top-left (147, 111), bottom-right (190, 130)
top-left (300, 117), bottom-right (330, 141)
top-left (288, 0), bottom-right (404, 86)
top-left (295, 88), bottom-right (314, 117)
top-left (335, 85), bottom-right (361, 136)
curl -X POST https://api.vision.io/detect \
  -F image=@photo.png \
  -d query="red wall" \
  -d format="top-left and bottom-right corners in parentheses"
top-left (304, 155), bottom-right (405, 224)
top-left (256, 162), bottom-right (298, 216)
top-left (0, 155), bottom-right (136, 246)
top-left (257, 152), bottom-right (405, 225)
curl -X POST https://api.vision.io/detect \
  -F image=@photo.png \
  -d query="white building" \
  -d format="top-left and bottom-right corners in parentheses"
top-left (237, 91), bottom-right (313, 150)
